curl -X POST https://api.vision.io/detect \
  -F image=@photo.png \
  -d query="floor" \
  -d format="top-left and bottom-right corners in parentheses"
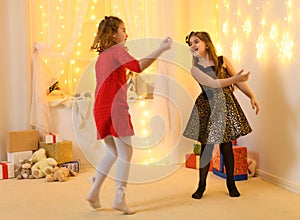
top-left (1, 165), bottom-right (300, 220)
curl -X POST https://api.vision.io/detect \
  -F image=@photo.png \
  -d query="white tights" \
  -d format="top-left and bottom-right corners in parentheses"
top-left (86, 136), bottom-right (134, 214)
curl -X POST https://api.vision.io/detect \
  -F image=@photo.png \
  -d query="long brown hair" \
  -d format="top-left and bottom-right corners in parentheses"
top-left (186, 31), bottom-right (221, 77)
top-left (91, 16), bottom-right (123, 53)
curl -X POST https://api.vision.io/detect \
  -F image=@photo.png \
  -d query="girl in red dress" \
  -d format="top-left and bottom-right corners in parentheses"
top-left (86, 16), bottom-right (172, 214)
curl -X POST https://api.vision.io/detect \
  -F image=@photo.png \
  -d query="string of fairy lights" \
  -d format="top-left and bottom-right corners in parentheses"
top-left (34, 0), bottom-right (296, 94)
top-left (217, 0), bottom-right (294, 63)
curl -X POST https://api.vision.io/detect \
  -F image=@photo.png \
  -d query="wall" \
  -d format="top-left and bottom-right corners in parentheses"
top-left (218, 1), bottom-right (300, 193)
top-left (0, 0), bottom-right (31, 160)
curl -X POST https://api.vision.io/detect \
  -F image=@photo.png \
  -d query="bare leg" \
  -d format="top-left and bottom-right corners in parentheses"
top-left (86, 136), bottom-right (117, 209)
top-left (112, 136), bottom-right (135, 214)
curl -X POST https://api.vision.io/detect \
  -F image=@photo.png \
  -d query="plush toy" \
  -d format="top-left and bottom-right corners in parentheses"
top-left (15, 159), bottom-right (34, 180)
top-left (30, 148), bottom-right (57, 179)
top-left (45, 166), bottom-right (77, 182)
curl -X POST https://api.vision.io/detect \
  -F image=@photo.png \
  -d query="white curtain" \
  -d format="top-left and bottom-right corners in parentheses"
top-left (30, 0), bottom-right (89, 133)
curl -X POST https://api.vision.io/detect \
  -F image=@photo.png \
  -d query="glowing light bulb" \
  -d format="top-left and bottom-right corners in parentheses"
top-left (278, 33), bottom-right (293, 60)
top-left (242, 18), bottom-right (251, 34)
top-left (139, 100), bottom-right (146, 107)
top-left (260, 18), bottom-right (266, 26)
top-left (256, 35), bottom-right (265, 59)
top-left (231, 39), bottom-right (241, 61)
top-left (142, 129), bottom-right (149, 136)
top-left (222, 22), bottom-right (229, 34)
top-left (216, 42), bottom-right (223, 55)
top-left (143, 111), bottom-right (150, 117)
top-left (269, 25), bottom-right (278, 41)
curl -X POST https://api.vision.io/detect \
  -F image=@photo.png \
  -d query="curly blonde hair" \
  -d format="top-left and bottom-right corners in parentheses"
top-left (91, 16), bottom-right (123, 53)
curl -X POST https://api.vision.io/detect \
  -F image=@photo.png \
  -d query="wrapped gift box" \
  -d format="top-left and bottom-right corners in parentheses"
top-left (7, 151), bottom-right (33, 168)
top-left (185, 153), bottom-right (213, 171)
top-left (58, 160), bottom-right (80, 173)
top-left (6, 130), bottom-right (39, 153)
top-left (39, 140), bottom-right (72, 164)
top-left (43, 132), bottom-right (63, 144)
top-left (0, 162), bottom-right (15, 180)
top-left (193, 143), bottom-right (201, 155)
top-left (185, 153), bottom-right (200, 169)
top-left (212, 146), bottom-right (248, 181)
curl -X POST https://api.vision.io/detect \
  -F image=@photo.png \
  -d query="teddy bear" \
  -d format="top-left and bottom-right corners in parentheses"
top-left (30, 148), bottom-right (57, 179)
top-left (45, 166), bottom-right (76, 182)
top-left (15, 159), bottom-right (34, 180)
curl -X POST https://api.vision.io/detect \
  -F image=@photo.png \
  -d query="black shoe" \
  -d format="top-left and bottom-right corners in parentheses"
top-left (192, 185), bottom-right (206, 199)
top-left (226, 180), bottom-right (240, 197)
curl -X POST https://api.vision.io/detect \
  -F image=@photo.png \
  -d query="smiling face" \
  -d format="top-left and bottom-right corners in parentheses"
top-left (114, 22), bottom-right (128, 44)
top-left (189, 35), bottom-right (207, 57)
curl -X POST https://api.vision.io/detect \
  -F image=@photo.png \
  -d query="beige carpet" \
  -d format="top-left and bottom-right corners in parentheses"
top-left (1, 165), bottom-right (300, 220)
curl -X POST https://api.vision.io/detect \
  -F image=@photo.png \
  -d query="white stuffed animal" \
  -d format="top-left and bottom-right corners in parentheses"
top-left (30, 148), bottom-right (57, 179)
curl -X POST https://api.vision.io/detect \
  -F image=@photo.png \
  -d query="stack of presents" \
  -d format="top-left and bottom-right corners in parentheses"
top-left (185, 140), bottom-right (250, 181)
top-left (0, 130), bottom-right (79, 182)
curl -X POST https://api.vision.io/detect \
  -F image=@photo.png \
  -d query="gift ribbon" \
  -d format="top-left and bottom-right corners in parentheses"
top-left (0, 162), bottom-right (8, 179)
top-left (49, 132), bottom-right (57, 143)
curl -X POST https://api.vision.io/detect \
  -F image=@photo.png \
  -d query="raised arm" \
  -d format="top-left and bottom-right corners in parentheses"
top-left (138, 37), bottom-right (172, 71)
top-left (191, 65), bottom-right (250, 89)
top-left (223, 56), bottom-right (260, 114)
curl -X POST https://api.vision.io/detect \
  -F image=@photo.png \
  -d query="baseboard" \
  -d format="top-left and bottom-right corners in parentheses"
top-left (257, 169), bottom-right (300, 194)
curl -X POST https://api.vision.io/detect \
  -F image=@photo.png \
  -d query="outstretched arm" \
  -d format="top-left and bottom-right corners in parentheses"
top-left (139, 37), bottom-right (172, 71)
top-left (224, 56), bottom-right (260, 114)
top-left (191, 65), bottom-right (250, 89)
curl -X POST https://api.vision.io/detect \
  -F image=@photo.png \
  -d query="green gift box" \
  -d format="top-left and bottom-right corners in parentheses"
top-left (193, 142), bottom-right (201, 155)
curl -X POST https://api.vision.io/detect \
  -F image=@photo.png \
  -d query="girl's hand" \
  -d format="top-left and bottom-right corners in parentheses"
top-left (233, 69), bottom-right (250, 83)
top-left (250, 97), bottom-right (260, 115)
top-left (159, 37), bottom-right (172, 51)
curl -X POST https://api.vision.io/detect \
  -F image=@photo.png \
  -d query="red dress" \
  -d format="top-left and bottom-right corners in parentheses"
top-left (94, 45), bottom-right (142, 139)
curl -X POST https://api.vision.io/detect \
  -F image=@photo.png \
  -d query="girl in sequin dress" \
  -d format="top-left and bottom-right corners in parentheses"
top-left (86, 16), bottom-right (172, 214)
top-left (183, 31), bottom-right (260, 199)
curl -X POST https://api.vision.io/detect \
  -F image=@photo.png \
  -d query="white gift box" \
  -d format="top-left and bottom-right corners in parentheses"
top-left (43, 133), bottom-right (62, 143)
top-left (7, 151), bottom-right (33, 168)
top-left (0, 161), bottom-right (15, 180)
